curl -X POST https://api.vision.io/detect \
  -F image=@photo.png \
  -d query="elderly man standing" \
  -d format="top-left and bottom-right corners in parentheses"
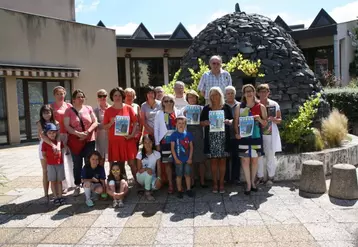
top-left (198, 55), bottom-right (232, 103)
top-left (174, 81), bottom-right (188, 111)
top-left (154, 86), bottom-right (164, 101)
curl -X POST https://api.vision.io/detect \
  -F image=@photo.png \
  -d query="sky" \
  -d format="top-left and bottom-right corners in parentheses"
top-left (75, 0), bottom-right (358, 36)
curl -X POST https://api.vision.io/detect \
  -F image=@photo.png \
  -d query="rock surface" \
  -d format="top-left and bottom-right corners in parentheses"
top-left (299, 160), bottom-right (327, 197)
top-left (329, 164), bottom-right (358, 200)
top-left (179, 11), bottom-right (329, 116)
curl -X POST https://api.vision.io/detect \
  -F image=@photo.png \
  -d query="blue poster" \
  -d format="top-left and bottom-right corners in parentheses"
top-left (186, 105), bottom-right (202, 125)
top-left (114, 115), bottom-right (130, 136)
top-left (209, 110), bottom-right (225, 132)
top-left (239, 116), bottom-right (254, 137)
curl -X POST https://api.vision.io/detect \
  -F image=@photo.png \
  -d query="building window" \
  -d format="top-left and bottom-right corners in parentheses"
top-left (131, 58), bottom-right (164, 103)
top-left (302, 45), bottom-right (334, 75)
top-left (117, 58), bottom-right (126, 88)
top-left (168, 58), bottom-right (181, 82)
top-left (0, 78), bottom-right (8, 145)
top-left (17, 79), bottom-right (72, 141)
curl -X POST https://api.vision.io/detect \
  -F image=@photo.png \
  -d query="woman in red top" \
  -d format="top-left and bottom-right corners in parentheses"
top-left (64, 89), bottom-right (98, 196)
top-left (51, 86), bottom-right (75, 191)
top-left (103, 87), bottom-right (138, 181)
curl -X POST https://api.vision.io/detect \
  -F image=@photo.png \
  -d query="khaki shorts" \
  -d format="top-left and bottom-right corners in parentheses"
top-left (47, 164), bottom-right (65, 182)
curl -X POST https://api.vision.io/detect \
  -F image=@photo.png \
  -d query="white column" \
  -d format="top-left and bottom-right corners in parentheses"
top-left (163, 56), bottom-right (169, 85)
top-left (5, 76), bottom-right (20, 144)
top-left (125, 57), bottom-right (131, 88)
top-left (333, 34), bottom-right (340, 81)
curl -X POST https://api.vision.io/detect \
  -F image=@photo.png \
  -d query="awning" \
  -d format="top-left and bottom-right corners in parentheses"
top-left (0, 63), bottom-right (81, 78)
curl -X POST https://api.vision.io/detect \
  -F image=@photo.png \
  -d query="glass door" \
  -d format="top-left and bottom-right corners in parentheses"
top-left (28, 81), bottom-right (44, 139)
top-left (0, 78), bottom-right (8, 144)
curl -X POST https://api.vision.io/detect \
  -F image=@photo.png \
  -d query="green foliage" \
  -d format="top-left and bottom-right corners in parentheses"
top-left (281, 93), bottom-right (321, 152)
top-left (222, 54), bottom-right (264, 77)
top-left (325, 87), bottom-right (358, 128)
top-left (163, 69), bottom-right (183, 95)
top-left (188, 58), bottom-right (209, 104)
top-left (348, 78), bottom-right (358, 88)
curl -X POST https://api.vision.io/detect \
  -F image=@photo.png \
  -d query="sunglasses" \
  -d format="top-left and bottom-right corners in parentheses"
top-left (98, 95), bottom-right (107, 98)
top-left (163, 100), bottom-right (174, 103)
top-left (111, 169), bottom-right (120, 173)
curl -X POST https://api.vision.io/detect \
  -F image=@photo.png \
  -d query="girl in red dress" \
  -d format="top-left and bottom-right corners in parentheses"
top-left (103, 87), bottom-right (138, 181)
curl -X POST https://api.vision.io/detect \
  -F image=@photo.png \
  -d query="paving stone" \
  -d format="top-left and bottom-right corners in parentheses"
top-left (73, 204), bottom-right (108, 215)
top-left (317, 241), bottom-right (358, 247)
top-left (267, 224), bottom-right (314, 242)
top-left (2, 244), bottom-right (38, 247)
top-left (125, 213), bottom-right (161, 228)
top-left (224, 201), bottom-right (256, 214)
top-left (290, 208), bottom-right (331, 223)
top-left (92, 213), bottom-right (129, 228)
top-left (0, 227), bottom-right (24, 243)
top-left (231, 225), bottom-right (273, 242)
top-left (194, 212), bottom-right (229, 226)
top-left (0, 195), bottom-right (18, 204)
top-left (8, 228), bottom-right (54, 244)
top-left (28, 214), bottom-right (68, 228)
top-left (194, 226), bottom-right (233, 244)
top-left (160, 213), bottom-right (194, 227)
top-left (195, 192), bottom-right (223, 202)
top-left (326, 209), bottom-right (358, 223)
top-left (164, 202), bottom-right (194, 214)
top-left (276, 242), bottom-right (320, 247)
top-left (0, 214), bottom-right (41, 227)
top-left (37, 244), bottom-right (74, 247)
top-left (304, 223), bottom-right (354, 241)
top-left (134, 203), bottom-right (165, 215)
top-left (102, 203), bottom-right (136, 215)
top-left (78, 227), bottom-right (122, 245)
top-left (0, 213), bottom-right (13, 224)
top-left (154, 244), bottom-right (193, 247)
top-left (194, 244), bottom-right (235, 247)
top-left (116, 227), bottom-right (157, 245)
top-left (259, 209), bottom-right (300, 225)
top-left (227, 213), bottom-right (264, 226)
top-left (195, 202), bottom-right (226, 214)
top-left (0, 202), bottom-right (31, 214)
top-left (155, 227), bottom-right (194, 245)
top-left (41, 227), bottom-right (88, 244)
top-left (5, 188), bottom-right (34, 196)
top-left (59, 215), bottom-right (99, 228)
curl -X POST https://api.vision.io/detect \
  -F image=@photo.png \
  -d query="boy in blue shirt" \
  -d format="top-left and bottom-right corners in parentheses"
top-left (170, 116), bottom-right (194, 198)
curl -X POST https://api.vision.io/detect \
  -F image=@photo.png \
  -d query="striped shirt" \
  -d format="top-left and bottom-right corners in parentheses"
top-left (198, 69), bottom-right (232, 99)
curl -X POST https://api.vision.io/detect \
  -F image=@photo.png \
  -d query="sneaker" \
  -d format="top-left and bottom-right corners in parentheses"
top-left (266, 180), bottom-right (274, 187)
top-left (117, 200), bottom-right (124, 208)
top-left (73, 186), bottom-right (81, 197)
top-left (86, 199), bottom-right (94, 207)
top-left (219, 189), bottom-right (226, 194)
top-left (112, 200), bottom-right (118, 208)
top-left (177, 191), bottom-right (184, 199)
top-left (54, 198), bottom-right (61, 206)
top-left (186, 190), bottom-right (194, 198)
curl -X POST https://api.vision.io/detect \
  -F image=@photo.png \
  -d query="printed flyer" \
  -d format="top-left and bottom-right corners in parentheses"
top-left (209, 110), bottom-right (225, 132)
top-left (114, 115), bottom-right (130, 136)
top-left (267, 106), bottom-right (276, 118)
top-left (239, 116), bottom-right (254, 137)
top-left (186, 105), bottom-right (202, 125)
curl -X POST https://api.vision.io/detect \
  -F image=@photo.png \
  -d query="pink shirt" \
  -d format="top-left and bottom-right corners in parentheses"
top-left (64, 105), bottom-right (96, 142)
top-left (52, 102), bottom-right (72, 134)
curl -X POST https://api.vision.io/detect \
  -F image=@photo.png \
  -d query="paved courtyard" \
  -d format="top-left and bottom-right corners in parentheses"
top-left (0, 144), bottom-right (358, 247)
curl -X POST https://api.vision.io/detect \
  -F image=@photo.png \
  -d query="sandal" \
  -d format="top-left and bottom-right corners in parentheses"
top-left (168, 186), bottom-right (174, 194)
top-left (219, 186), bottom-right (225, 194)
top-left (212, 186), bottom-right (218, 194)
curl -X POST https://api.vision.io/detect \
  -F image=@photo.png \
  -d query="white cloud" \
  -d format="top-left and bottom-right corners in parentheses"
top-left (329, 1), bottom-right (358, 23)
top-left (75, 0), bottom-right (100, 13)
top-left (108, 22), bottom-right (139, 35)
top-left (187, 10), bottom-right (230, 37)
top-left (211, 10), bottom-right (229, 21)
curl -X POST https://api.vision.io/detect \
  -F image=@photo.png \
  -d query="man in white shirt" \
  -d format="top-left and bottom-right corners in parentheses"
top-left (174, 81), bottom-right (188, 111)
top-left (198, 55), bottom-right (232, 104)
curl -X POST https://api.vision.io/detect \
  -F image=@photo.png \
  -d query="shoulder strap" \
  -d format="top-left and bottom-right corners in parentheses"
top-left (71, 107), bottom-right (86, 131)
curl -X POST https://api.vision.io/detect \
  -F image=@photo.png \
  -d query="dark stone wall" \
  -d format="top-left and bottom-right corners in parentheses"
top-left (179, 12), bottom-right (329, 116)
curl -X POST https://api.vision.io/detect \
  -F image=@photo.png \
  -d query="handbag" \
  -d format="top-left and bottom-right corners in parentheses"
top-left (67, 107), bottom-right (87, 155)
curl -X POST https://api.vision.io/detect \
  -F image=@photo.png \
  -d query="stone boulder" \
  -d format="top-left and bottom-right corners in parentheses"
top-left (329, 164), bottom-right (358, 200)
top-left (299, 160), bottom-right (326, 198)
top-left (179, 11), bottom-right (329, 117)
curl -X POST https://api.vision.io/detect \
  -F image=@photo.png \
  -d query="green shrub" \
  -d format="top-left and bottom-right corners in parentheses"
top-left (325, 88), bottom-right (358, 126)
top-left (281, 93), bottom-right (321, 152)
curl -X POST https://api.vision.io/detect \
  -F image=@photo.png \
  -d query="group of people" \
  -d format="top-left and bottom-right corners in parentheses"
top-left (38, 54), bottom-right (282, 208)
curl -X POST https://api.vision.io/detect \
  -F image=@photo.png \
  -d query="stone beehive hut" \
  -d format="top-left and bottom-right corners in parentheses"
top-left (179, 10), bottom-right (329, 116)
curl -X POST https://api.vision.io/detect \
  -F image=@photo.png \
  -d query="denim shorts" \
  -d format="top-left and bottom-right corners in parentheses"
top-left (175, 163), bottom-right (192, 177)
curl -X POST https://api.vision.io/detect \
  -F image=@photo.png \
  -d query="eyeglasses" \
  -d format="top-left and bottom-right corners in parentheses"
top-left (111, 170), bottom-right (120, 173)
top-left (163, 100), bottom-right (174, 103)
top-left (98, 95), bottom-right (107, 98)
top-left (211, 62), bottom-right (220, 65)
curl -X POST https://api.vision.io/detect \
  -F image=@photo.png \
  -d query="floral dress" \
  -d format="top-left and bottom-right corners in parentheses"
top-left (200, 104), bottom-right (233, 159)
